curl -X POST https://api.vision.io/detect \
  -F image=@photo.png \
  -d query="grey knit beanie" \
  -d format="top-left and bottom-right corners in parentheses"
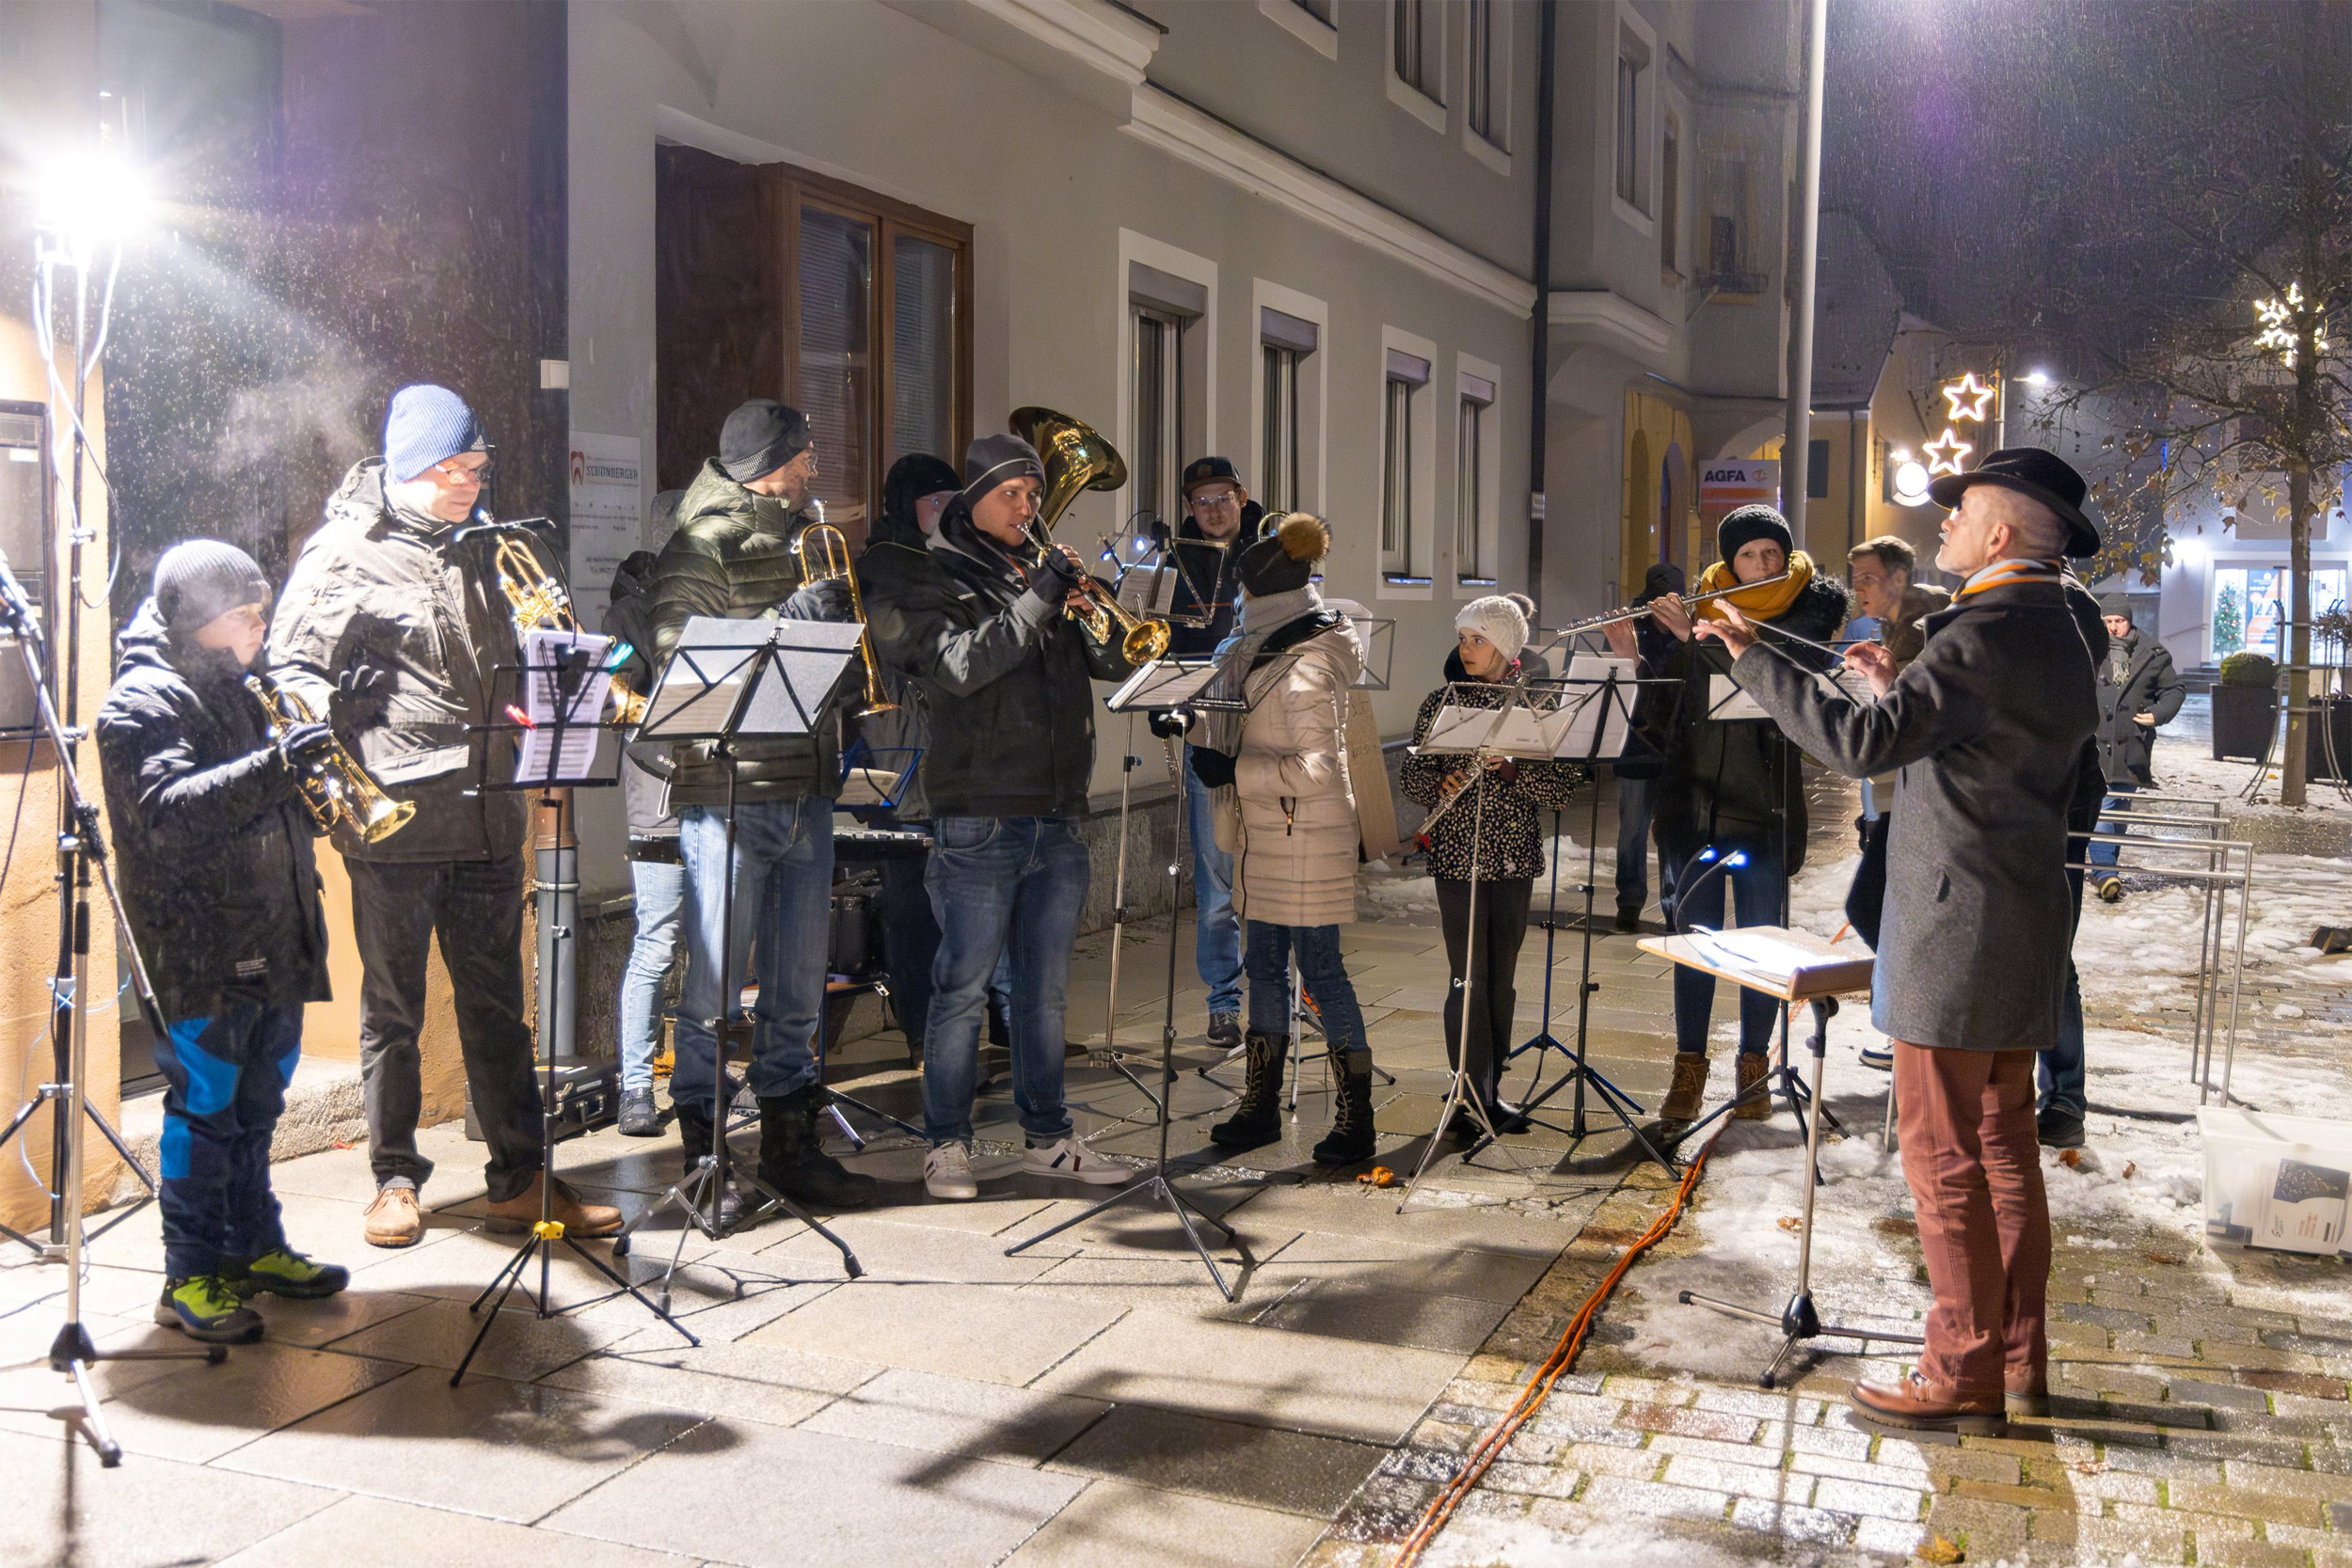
top-left (1454, 594), bottom-right (1530, 661)
top-left (154, 540), bottom-right (269, 639)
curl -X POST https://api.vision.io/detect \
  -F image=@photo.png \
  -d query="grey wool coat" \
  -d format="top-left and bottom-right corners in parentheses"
top-left (1725, 578), bottom-right (2097, 1052)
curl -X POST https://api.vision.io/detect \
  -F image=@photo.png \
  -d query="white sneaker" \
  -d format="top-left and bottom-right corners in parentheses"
top-left (1022, 1136), bottom-right (1128, 1186)
top-left (1860, 1044), bottom-right (1894, 1071)
top-left (924, 1142), bottom-right (978, 1200)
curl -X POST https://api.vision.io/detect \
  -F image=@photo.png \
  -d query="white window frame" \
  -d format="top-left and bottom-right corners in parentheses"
top-left (1660, 102), bottom-right (1684, 277)
top-left (1260, 0), bottom-right (1338, 59)
top-left (1461, 0), bottom-right (1512, 176)
top-left (1114, 230), bottom-right (1218, 537)
top-left (1251, 279), bottom-right (1329, 517)
top-left (1612, 5), bottom-right (1656, 237)
top-left (1377, 325), bottom-right (1439, 601)
top-left (1387, 0), bottom-right (1447, 134)
top-left (1454, 352), bottom-right (1503, 596)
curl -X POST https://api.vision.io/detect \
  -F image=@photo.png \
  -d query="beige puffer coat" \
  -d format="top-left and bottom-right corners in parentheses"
top-left (1232, 619), bottom-right (1363, 927)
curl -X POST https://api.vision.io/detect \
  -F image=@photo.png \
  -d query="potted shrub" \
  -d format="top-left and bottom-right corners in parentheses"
top-left (2213, 651), bottom-right (2280, 762)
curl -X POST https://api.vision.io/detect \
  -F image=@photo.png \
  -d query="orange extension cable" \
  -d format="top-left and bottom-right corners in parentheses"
top-left (1391, 1128), bottom-right (1724, 1567)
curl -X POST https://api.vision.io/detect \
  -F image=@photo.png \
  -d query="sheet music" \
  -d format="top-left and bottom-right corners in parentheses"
top-left (1106, 657), bottom-right (1227, 713)
top-left (1559, 655), bottom-right (1637, 759)
top-left (516, 628), bottom-right (611, 783)
top-left (1708, 673), bottom-right (1772, 721)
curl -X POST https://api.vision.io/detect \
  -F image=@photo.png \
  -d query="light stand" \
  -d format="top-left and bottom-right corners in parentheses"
top-left (0, 569), bottom-right (220, 1467)
top-left (1677, 995), bottom-right (1921, 1387)
top-left (1004, 721), bottom-right (1248, 1301)
top-left (453, 645), bottom-right (698, 1384)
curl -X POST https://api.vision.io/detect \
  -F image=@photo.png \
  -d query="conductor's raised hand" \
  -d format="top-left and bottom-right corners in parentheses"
top-left (1691, 601), bottom-right (1756, 658)
top-left (1843, 639), bottom-right (1897, 698)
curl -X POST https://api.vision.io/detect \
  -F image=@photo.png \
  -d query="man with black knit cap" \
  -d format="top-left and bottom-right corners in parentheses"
top-left (273, 384), bottom-right (621, 1250)
top-left (101, 542), bottom-right (350, 1340)
top-left (647, 398), bottom-right (876, 1218)
top-left (863, 433), bottom-right (1137, 1200)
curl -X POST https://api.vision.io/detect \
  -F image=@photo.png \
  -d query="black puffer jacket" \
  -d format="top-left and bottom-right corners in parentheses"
top-left (603, 553), bottom-right (676, 844)
top-left (649, 458), bottom-right (838, 807)
top-left (863, 503), bottom-right (1133, 818)
top-left (1645, 572), bottom-right (1850, 872)
top-left (96, 603), bottom-right (330, 1018)
top-left (267, 458), bottom-right (528, 863)
top-left (855, 488), bottom-right (941, 822)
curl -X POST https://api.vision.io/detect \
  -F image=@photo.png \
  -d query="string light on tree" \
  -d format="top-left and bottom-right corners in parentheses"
top-left (1923, 428), bottom-right (1972, 477)
top-left (2254, 281), bottom-right (2328, 370)
top-left (1941, 372), bottom-right (1995, 423)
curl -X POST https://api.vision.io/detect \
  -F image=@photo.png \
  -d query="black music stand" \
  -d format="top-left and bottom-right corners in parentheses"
top-left (453, 631), bottom-right (696, 1383)
top-left (1003, 665), bottom-right (1250, 1301)
top-left (602, 617), bottom-right (866, 1308)
top-left (1502, 657), bottom-right (1679, 1176)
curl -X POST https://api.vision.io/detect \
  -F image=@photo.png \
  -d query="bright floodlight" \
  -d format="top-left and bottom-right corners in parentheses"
top-left (33, 150), bottom-right (149, 258)
top-left (2174, 535), bottom-right (2206, 568)
top-left (1892, 459), bottom-right (1932, 507)
top-left (2024, 370), bottom-right (2051, 388)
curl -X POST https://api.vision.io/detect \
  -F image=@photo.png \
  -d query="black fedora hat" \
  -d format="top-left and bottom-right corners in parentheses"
top-left (1928, 446), bottom-right (2101, 559)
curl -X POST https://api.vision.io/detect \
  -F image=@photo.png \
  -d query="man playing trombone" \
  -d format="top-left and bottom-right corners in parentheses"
top-left (648, 398), bottom-right (878, 1217)
top-left (270, 385), bottom-right (621, 1249)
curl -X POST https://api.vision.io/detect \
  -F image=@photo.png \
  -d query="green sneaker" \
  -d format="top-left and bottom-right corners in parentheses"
top-left (155, 1275), bottom-right (264, 1344)
top-left (225, 1247), bottom-right (350, 1300)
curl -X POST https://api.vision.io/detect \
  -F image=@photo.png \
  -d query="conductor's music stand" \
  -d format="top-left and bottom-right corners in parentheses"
top-left (453, 630), bottom-right (697, 1384)
top-left (604, 616), bottom-right (866, 1307)
top-left (1642, 926), bottom-right (1922, 1387)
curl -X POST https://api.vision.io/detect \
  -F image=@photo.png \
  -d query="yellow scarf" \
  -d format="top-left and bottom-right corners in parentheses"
top-left (1693, 550), bottom-right (1816, 623)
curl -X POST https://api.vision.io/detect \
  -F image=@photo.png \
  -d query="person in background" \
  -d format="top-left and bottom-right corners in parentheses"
top-left (1190, 515), bottom-right (1380, 1165)
top-left (1612, 563), bottom-right (1683, 933)
top-left (1401, 594), bottom-right (1581, 1138)
top-left (99, 542), bottom-right (348, 1341)
top-left (270, 385), bottom-right (621, 1249)
top-left (606, 539), bottom-right (680, 1137)
top-left (1613, 505), bottom-right (1849, 1132)
top-left (2087, 596), bottom-right (2185, 905)
top-left (1167, 456), bottom-right (1253, 1053)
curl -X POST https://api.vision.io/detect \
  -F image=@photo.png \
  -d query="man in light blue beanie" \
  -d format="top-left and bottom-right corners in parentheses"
top-left (269, 384), bottom-right (623, 1249)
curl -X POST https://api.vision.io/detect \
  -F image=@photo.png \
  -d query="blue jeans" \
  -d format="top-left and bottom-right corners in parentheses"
top-left (2041, 960), bottom-right (2086, 1118)
top-left (618, 855), bottom-right (686, 1093)
top-left (1669, 840), bottom-right (1788, 1057)
top-left (1613, 778), bottom-right (1668, 912)
top-left (674, 796), bottom-right (834, 1116)
top-left (2086, 780), bottom-right (2138, 870)
top-left (1184, 759), bottom-right (1244, 1015)
top-left (1243, 920), bottom-right (1371, 1066)
top-left (922, 816), bottom-right (1090, 1146)
top-left (153, 1006), bottom-right (299, 1279)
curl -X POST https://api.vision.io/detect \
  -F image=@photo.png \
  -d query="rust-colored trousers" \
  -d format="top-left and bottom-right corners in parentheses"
top-left (1891, 1041), bottom-right (2050, 1402)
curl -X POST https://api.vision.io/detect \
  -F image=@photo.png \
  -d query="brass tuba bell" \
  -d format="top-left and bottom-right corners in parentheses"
top-left (1007, 407), bottom-right (1169, 664)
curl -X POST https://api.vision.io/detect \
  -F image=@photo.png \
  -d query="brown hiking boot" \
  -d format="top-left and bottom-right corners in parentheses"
top-left (1658, 1053), bottom-right (1709, 1124)
top-left (485, 1173), bottom-right (624, 1237)
top-left (363, 1184), bottom-right (422, 1248)
top-left (1850, 1372), bottom-right (2005, 1436)
top-left (1733, 1053), bottom-right (1771, 1120)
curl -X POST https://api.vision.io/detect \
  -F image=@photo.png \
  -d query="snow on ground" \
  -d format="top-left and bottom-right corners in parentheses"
top-left (1422, 1516), bottom-right (1747, 1568)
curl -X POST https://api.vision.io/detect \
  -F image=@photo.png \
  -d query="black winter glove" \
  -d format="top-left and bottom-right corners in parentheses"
top-left (783, 577), bottom-right (855, 623)
top-left (1147, 709), bottom-right (1192, 740)
top-left (1036, 544), bottom-right (1088, 594)
top-left (278, 721), bottom-right (337, 771)
top-left (1188, 745), bottom-right (1235, 790)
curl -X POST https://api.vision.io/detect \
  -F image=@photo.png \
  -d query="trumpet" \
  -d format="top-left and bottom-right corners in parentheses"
top-left (487, 527), bottom-right (649, 725)
top-left (1008, 406), bottom-right (1170, 665)
top-left (246, 672), bottom-right (416, 844)
top-left (789, 516), bottom-right (898, 718)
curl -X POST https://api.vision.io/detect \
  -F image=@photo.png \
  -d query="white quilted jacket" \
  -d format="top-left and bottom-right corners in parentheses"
top-left (1232, 619), bottom-right (1363, 927)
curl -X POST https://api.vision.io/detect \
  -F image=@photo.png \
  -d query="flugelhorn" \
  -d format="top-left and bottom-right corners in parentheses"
top-left (247, 672), bottom-right (416, 844)
top-left (1008, 406), bottom-right (1171, 664)
top-left (789, 515), bottom-right (898, 717)
top-left (486, 526), bottom-right (649, 725)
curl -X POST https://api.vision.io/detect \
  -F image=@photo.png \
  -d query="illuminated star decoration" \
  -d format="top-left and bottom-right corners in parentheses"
top-left (1923, 428), bottom-right (1972, 477)
top-left (2254, 281), bottom-right (2328, 370)
top-left (1942, 372), bottom-right (1995, 423)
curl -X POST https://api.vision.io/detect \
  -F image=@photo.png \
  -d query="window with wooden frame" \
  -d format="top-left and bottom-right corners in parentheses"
top-left (656, 147), bottom-right (972, 549)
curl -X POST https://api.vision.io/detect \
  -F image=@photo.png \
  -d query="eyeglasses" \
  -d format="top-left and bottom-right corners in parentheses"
top-left (1188, 489), bottom-right (1240, 510)
top-left (435, 459), bottom-right (489, 486)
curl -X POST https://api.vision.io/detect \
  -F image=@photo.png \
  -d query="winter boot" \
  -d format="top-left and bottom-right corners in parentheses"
top-left (1209, 1032), bottom-right (1288, 1149)
top-left (617, 1087), bottom-right (662, 1137)
top-left (755, 1087), bottom-right (880, 1212)
top-left (1311, 1049), bottom-right (1378, 1167)
top-left (1733, 1053), bottom-right (1772, 1120)
top-left (223, 1247), bottom-right (348, 1300)
top-left (156, 1275), bottom-right (263, 1344)
top-left (1658, 1053), bottom-right (1710, 1127)
top-left (675, 1102), bottom-right (744, 1229)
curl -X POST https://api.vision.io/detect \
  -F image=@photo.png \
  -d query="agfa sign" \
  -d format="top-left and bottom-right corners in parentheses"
top-left (1699, 459), bottom-right (1780, 530)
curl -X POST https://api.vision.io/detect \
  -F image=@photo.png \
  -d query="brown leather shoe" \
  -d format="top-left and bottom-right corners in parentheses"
top-left (1659, 1053), bottom-right (1709, 1122)
top-left (363, 1184), bottom-right (422, 1249)
top-left (1733, 1053), bottom-right (1771, 1120)
top-left (1850, 1372), bottom-right (2006, 1436)
top-left (484, 1174), bottom-right (625, 1238)
top-left (2005, 1368), bottom-right (2051, 1419)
